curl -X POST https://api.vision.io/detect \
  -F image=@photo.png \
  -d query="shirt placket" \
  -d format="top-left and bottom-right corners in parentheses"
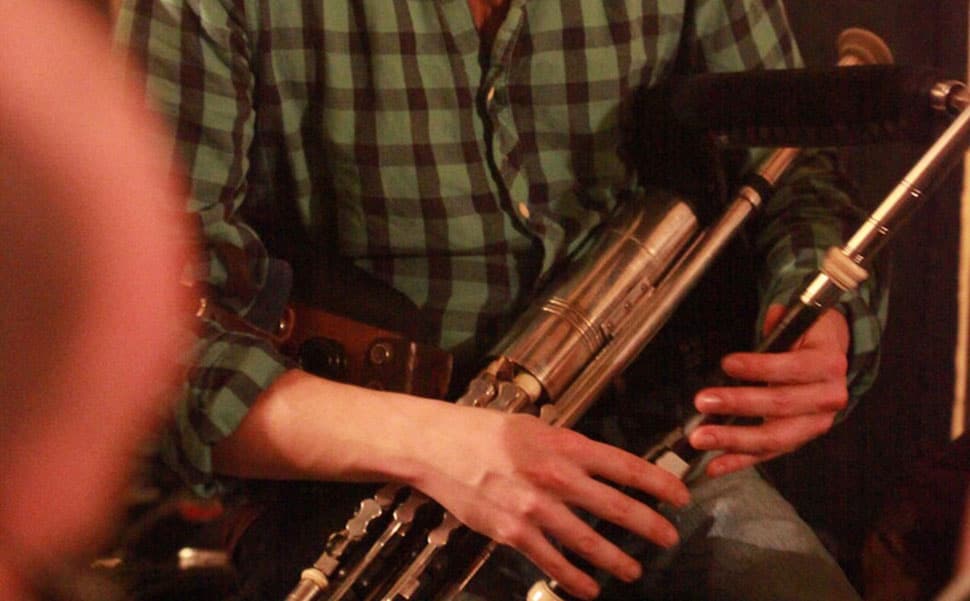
top-left (480, 0), bottom-right (534, 235)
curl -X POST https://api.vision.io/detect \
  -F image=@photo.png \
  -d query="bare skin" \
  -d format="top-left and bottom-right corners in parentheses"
top-left (214, 372), bottom-right (691, 600)
top-left (0, 2), bottom-right (189, 598)
top-left (690, 305), bottom-right (851, 477)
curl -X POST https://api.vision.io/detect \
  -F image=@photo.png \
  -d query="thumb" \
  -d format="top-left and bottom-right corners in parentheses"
top-left (762, 303), bottom-right (788, 339)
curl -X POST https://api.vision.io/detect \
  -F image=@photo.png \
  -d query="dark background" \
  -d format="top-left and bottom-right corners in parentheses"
top-left (764, 0), bottom-right (967, 590)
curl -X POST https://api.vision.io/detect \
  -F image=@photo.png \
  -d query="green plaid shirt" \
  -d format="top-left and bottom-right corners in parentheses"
top-left (117, 0), bottom-right (885, 493)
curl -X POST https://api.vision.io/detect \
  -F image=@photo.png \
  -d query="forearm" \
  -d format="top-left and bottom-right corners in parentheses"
top-left (211, 367), bottom-right (695, 599)
top-left (211, 369), bottom-right (446, 486)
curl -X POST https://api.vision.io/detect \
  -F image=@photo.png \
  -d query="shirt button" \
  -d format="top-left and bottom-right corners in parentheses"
top-left (516, 202), bottom-right (531, 220)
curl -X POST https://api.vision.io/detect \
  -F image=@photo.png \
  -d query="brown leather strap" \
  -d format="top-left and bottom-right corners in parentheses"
top-left (196, 297), bottom-right (452, 399)
top-left (282, 303), bottom-right (453, 399)
top-left (194, 297), bottom-right (294, 345)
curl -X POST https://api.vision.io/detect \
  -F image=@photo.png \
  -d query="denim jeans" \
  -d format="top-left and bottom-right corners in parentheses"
top-left (624, 466), bottom-right (861, 600)
top-left (461, 467), bottom-right (861, 601)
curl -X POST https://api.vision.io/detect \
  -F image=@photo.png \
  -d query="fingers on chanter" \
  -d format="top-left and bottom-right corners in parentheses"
top-left (696, 380), bottom-right (848, 417)
top-left (691, 413), bottom-right (836, 456)
top-left (704, 452), bottom-right (771, 477)
top-left (530, 503), bottom-right (644, 599)
top-left (568, 433), bottom-right (691, 508)
top-left (565, 475), bottom-right (682, 550)
top-left (720, 347), bottom-right (846, 384)
top-left (510, 516), bottom-right (601, 600)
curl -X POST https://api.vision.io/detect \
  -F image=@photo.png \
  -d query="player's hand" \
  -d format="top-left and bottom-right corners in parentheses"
top-left (688, 305), bottom-right (850, 477)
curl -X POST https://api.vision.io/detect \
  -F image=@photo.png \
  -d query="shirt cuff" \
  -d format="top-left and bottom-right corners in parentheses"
top-left (162, 320), bottom-right (295, 497)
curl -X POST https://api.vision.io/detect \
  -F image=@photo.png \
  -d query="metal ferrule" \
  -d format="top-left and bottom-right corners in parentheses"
top-left (755, 147), bottom-right (803, 188)
top-left (845, 103), bottom-right (970, 267)
top-left (798, 272), bottom-right (844, 310)
top-left (930, 80), bottom-right (968, 115)
top-left (287, 579), bottom-right (325, 601)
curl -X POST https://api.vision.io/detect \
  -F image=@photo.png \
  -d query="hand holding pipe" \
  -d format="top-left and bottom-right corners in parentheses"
top-left (525, 29), bottom-right (970, 601)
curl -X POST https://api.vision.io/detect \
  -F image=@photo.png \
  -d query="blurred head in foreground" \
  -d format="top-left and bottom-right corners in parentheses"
top-left (0, 1), bottom-right (192, 598)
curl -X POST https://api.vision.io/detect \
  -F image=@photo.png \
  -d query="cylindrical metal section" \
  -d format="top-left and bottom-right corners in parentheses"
top-left (546, 193), bottom-right (759, 427)
top-left (844, 104), bottom-right (970, 262)
top-left (930, 80), bottom-right (969, 115)
top-left (286, 579), bottom-right (322, 601)
top-left (500, 195), bottom-right (699, 400)
top-left (755, 147), bottom-right (802, 188)
top-left (948, 84), bottom-right (969, 113)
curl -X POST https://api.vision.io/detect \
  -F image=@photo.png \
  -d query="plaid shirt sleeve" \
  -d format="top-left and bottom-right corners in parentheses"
top-left (756, 149), bottom-right (887, 410)
top-left (117, 0), bottom-right (293, 495)
top-left (690, 0), bottom-right (887, 408)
